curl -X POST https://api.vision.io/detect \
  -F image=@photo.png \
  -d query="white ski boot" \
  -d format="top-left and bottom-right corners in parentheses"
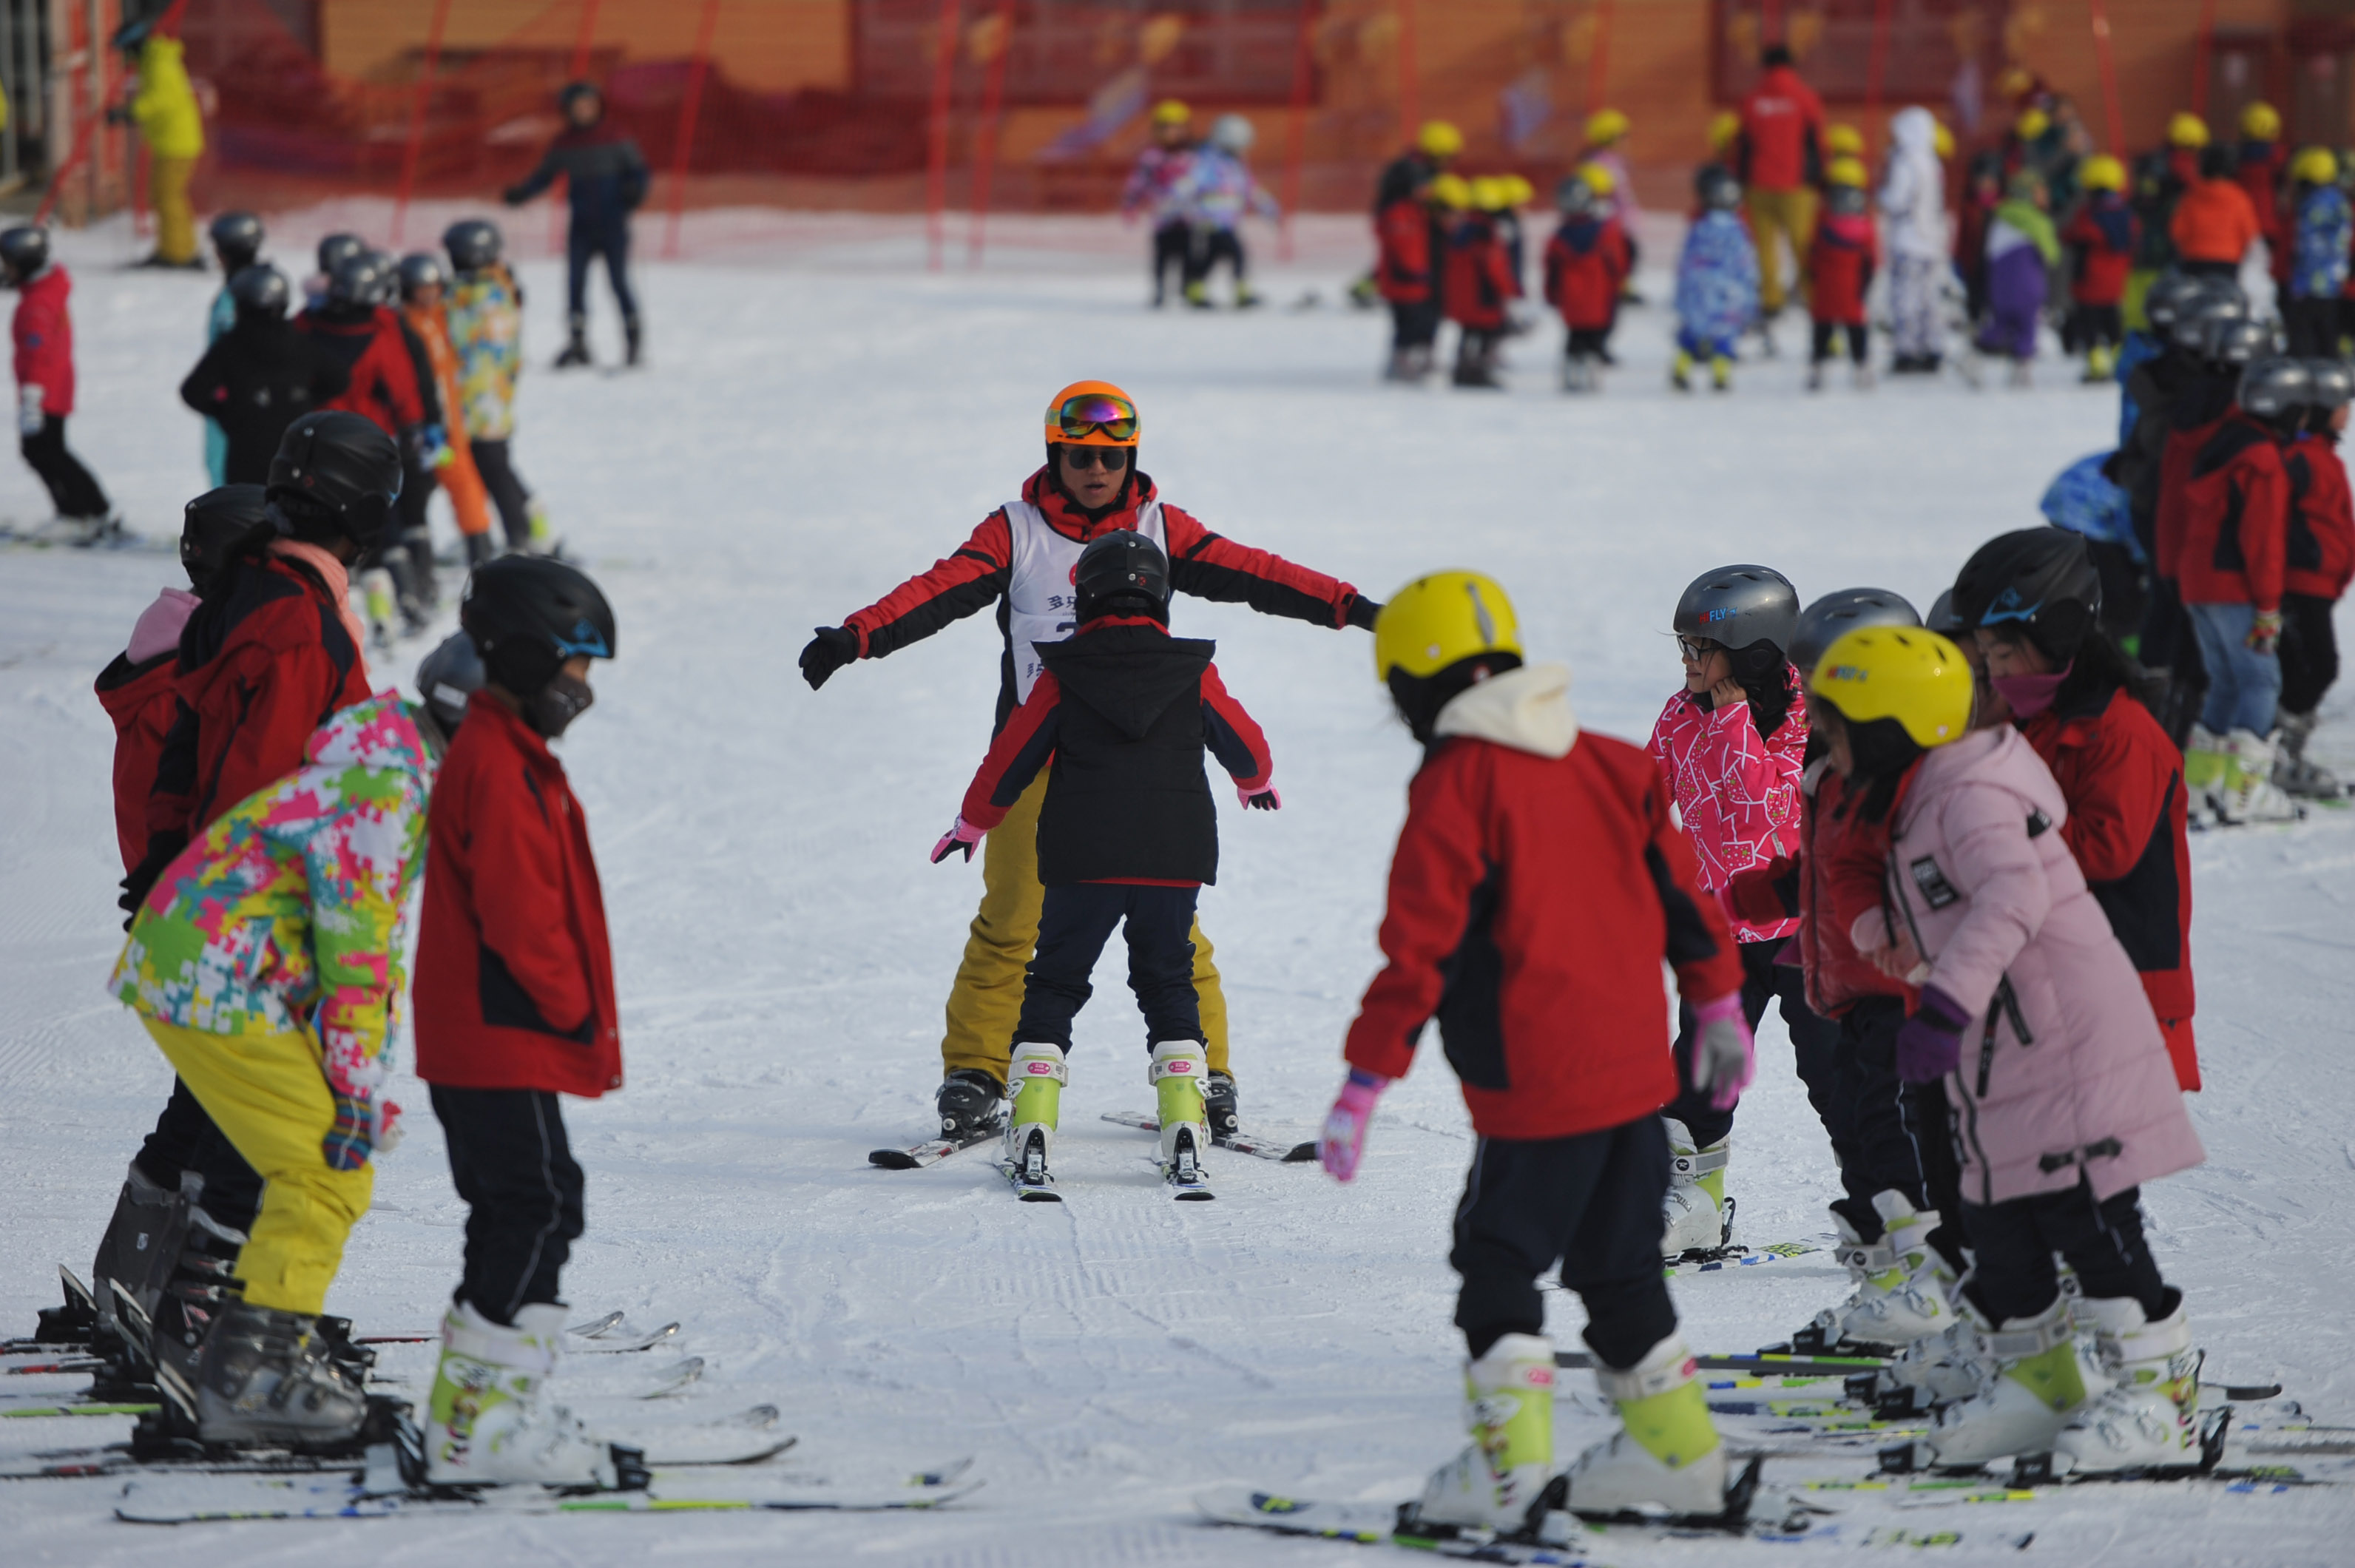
top-left (2218, 729), bottom-right (2302, 824)
top-left (1410, 1333), bottom-right (1555, 1531)
top-left (1560, 1334), bottom-right (1733, 1518)
top-left (1873, 1317), bottom-right (1993, 1410)
top-left (1004, 1041), bottom-right (1064, 1200)
top-left (358, 566), bottom-right (400, 653)
top-left (2185, 723), bottom-right (2229, 817)
top-left (1806, 361), bottom-right (1826, 391)
top-left (1151, 1040), bottom-right (1213, 1200)
top-left (2050, 1294), bottom-right (2205, 1476)
top-left (424, 1300), bottom-right (623, 1487)
top-left (1820, 1192), bottom-right (1956, 1353)
top-left (1896, 1294), bottom-right (2088, 1470)
top-left (1660, 1119), bottom-right (1733, 1259)
top-left (2274, 710), bottom-right (2344, 798)
top-left (1853, 362), bottom-right (1877, 390)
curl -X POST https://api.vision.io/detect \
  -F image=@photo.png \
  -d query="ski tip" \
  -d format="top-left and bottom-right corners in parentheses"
top-left (1280, 1140), bottom-right (1318, 1163)
top-left (1016, 1189), bottom-right (1063, 1203)
top-left (1173, 1189), bottom-right (1216, 1202)
top-left (567, 1311), bottom-right (628, 1339)
top-left (868, 1148), bottom-right (923, 1169)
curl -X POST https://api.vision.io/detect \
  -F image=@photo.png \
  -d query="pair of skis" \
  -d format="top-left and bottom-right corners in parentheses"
top-left (867, 1111), bottom-right (1314, 1171)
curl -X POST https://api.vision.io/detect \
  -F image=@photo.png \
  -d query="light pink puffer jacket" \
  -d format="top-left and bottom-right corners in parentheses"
top-left (1855, 726), bottom-right (2203, 1207)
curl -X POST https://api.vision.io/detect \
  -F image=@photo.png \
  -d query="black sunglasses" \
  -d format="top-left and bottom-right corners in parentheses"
top-left (1675, 635), bottom-right (1723, 661)
top-left (1061, 446), bottom-right (1131, 471)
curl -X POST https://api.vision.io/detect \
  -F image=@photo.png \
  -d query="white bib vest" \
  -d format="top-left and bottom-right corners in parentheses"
top-left (1004, 498), bottom-right (1165, 702)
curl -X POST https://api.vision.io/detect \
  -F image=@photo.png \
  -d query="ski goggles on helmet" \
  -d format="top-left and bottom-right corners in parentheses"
top-left (1052, 393), bottom-right (1140, 444)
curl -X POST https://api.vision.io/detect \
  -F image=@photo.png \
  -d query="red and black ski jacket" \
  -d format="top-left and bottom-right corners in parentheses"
top-left (416, 694), bottom-right (622, 1098)
top-left (840, 467), bottom-right (1369, 732)
top-left (1806, 208), bottom-right (1878, 326)
top-left (1376, 195), bottom-right (1438, 304)
top-left (2176, 410), bottom-right (2291, 610)
top-left (2152, 372), bottom-right (2239, 583)
top-left (1344, 725), bottom-right (1743, 1141)
top-left (1542, 214), bottom-right (1631, 331)
top-left (1442, 214), bottom-right (1518, 330)
top-left (2284, 430), bottom-right (2355, 601)
top-left (1727, 764), bottom-right (1916, 1019)
top-left (2016, 684), bottom-right (2197, 1085)
top-left (962, 617), bottom-right (1270, 887)
top-left (143, 553), bottom-right (371, 868)
top-left (2061, 192), bottom-right (2138, 307)
top-left (295, 304), bottom-right (437, 440)
top-left (95, 652), bottom-right (181, 874)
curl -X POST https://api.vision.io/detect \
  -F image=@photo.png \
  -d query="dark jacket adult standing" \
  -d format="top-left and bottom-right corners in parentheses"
top-left (180, 314), bottom-right (351, 483)
top-left (504, 84), bottom-right (648, 365)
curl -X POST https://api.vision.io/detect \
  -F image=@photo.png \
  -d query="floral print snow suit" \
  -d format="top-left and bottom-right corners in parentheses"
top-left (446, 262), bottom-right (524, 442)
top-left (1648, 678), bottom-right (1807, 942)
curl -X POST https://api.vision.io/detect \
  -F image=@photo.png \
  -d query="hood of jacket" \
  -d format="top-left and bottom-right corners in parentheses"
top-left (1036, 622), bottom-right (1212, 740)
top-left (127, 587), bottom-right (200, 666)
top-left (306, 691), bottom-right (438, 783)
top-left (1433, 662), bottom-right (1579, 759)
top-left (1901, 724), bottom-right (2067, 834)
top-left (1021, 464), bottom-right (1162, 540)
top-left (1891, 106), bottom-right (1936, 153)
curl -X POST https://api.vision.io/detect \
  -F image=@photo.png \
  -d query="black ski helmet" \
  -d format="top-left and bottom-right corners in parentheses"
top-left (1672, 564), bottom-right (1800, 658)
top-left (1823, 182), bottom-right (1868, 218)
top-left (2141, 270), bottom-right (2206, 338)
top-left (1952, 528), bottom-right (2101, 662)
top-left (397, 251), bottom-right (448, 302)
top-left (0, 224), bottom-right (50, 280)
top-left (2174, 283), bottom-right (2249, 354)
top-left (325, 252), bottom-right (389, 311)
top-left (414, 631), bottom-right (486, 735)
top-left (2239, 355), bottom-right (2314, 423)
top-left (1925, 587), bottom-right (1966, 638)
top-left (1555, 173), bottom-right (1601, 215)
top-left (461, 555), bottom-right (617, 700)
top-left (1788, 588), bottom-right (1922, 676)
top-left (267, 413), bottom-right (404, 550)
top-left (180, 484), bottom-right (272, 597)
top-left (362, 249), bottom-right (401, 305)
top-left (228, 263), bottom-right (291, 317)
top-left (443, 218), bottom-right (503, 273)
top-left (1695, 165), bottom-right (1741, 212)
top-left (558, 80), bottom-right (604, 120)
top-left (1072, 530), bottom-right (1171, 623)
top-left (2203, 314), bottom-right (2273, 369)
top-left (317, 232), bottom-right (367, 277)
top-left (208, 211), bottom-right (263, 272)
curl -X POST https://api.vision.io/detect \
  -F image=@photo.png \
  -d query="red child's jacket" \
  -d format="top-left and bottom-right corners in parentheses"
top-left (1806, 208), bottom-right (1878, 326)
top-left (2153, 379), bottom-right (2238, 582)
top-left (2284, 432), bottom-right (2355, 601)
top-left (415, 693), bottom-right (622, 1098)
top-left (1376, 196), bottom-right (1436, 305)
top-left (98, 588), bottom-right (202, 873)
top-left (2061, 192), bottom-right (2138, 307)
top-left (1344, 670), bottom-right (1743, 1140)
top-left (2175, 412), bottom-right (2291, 610)
top-left (295, 305), bottom-right (434, 439)
top-left (1542, 214), bottom-right (1631, 331)
top-left (2016, 686), bottom-right (2198, 1089)
top-left (1442, 213), bottom-right (1518, 330)
top-left (13, 264), bottom-right (75, 416)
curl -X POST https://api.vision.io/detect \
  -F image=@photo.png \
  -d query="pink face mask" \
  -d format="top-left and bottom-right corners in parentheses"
top-left (1991, 662), bottom-right (2071, 719)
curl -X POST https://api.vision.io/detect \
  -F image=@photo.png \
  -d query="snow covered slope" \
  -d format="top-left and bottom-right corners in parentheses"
top-left (3, 215), bottom-right (2351, 1563)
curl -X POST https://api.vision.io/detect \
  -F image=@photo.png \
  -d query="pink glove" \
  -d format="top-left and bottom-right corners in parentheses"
top-left (1237, 783), bottom-right (1282, 811)
top-left (1689, 993), bottom-right (1755, 1111)
top-left (930, 817), bottom-right (983, 864)
top-left (1320, 1068), bottom-right (1388, 1183)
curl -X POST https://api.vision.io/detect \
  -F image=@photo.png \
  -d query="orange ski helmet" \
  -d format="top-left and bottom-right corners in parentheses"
top-left (1044, 380), bottom-right (1141, 448)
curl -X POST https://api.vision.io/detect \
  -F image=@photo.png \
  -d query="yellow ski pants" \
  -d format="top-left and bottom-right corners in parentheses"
top-left (940, 774), bottom-right (1230, 1083)
top-left (142, 1018), bottom-right (372, 1315)
top-left (1746, 185), bottom-right (1819, 317)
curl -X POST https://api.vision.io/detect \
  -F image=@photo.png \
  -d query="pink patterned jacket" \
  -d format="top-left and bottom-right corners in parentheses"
top-left (1647, 676), bottom-right (1808, 942)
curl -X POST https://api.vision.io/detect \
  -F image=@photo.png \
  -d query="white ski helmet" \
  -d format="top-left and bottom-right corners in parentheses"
top-left (1209, 114), bottom-right (1256, 154)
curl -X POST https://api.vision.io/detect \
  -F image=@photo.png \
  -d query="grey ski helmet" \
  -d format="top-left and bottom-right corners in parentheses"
top-left (208, 211), bottom-right (263, 273)
top-left (2172, 283), bottom-right (2248, 353)
top-left (2306, 357), bottom-right (2355, 410)
top-left (227, 263), bottom-right (290, 317)
top-left (415, 631), bottom-right (486, 735)
top-left (0, 224), bottom-right (49, 280)
top-left (443, 218), bottom-right (503, 273)
top-left (2141, 271), bottom-right (2207, 338)
top-left (2239, 355), bottom-right (2314, 422)
top-left (1789, 588), bottom-right (1922, 675)
top-left (1925, 587), bottom-right (1966, 637)
top-left (1672, 564), bottom-right (1800, 658)
top-left (317, 232), bottom-right (367, 276)
top-left (2203, 315), bottom-right (2273, 369)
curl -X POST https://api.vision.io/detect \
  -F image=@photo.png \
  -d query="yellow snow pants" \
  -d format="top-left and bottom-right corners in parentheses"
top-left (1746, 185), bottom-right (1818, 317)
top-left (150, 155), bottom-right (197, 266)
top-left (143, 1018), bottom-right (372, 1315)
top-left (940, 774), bottom-right (1230, 1084)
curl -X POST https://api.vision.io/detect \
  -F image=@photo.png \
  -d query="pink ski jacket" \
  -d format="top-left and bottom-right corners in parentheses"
top-left (1856, 727), bottom-right (2203, 1208)
top-left (1648, 678), bottom-right (1806, 941)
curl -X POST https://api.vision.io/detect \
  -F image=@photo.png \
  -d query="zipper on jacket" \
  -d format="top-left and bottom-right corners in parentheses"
top-left (1976, 1011), bottom-right (1998, 1098)
top-left (1996, 976), bottom-right (2033, 1047)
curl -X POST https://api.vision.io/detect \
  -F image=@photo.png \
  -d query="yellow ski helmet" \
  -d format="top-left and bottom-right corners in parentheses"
top-left (1709, 109), bottom-right (1742, 152)
top-left (1824, 124), bottom-right (1865, 158)
top-left (1808, 626), bottom-right (1974, 747)
top-left (1586, 108), bottom-right (1630, 146)
top-left (1499, 173), bottom-right (1535, 206)
top-left (1418, 120), bottom-right (1464, 158)
top-left (1572, 161), bottom-right (1616, 197)
top-left (2167, 112), bottom-right (2211, 149)
top-left (1374, 572), bottom-right (1523, 683)
top-left (1932, 118), bottom-right (1956, 159)
top-left (1825, 157), bottom-right (1868, 189)
top-left (2241, 101), bottom-right (2281, 141)
top-left (1150, 98), bottom-right (1191, 128)
top-left (2016, 107), bottom-right (2051, 141)
top-left (1427, 173), bottom-right (1473, 209)
top-left (2078, 154), bottom-right (2126, 192)
top-left (2292, 145), bottom-right (2339, 186)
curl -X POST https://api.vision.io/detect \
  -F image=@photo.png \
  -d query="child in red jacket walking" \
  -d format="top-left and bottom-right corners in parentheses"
top-left (2277, 358), bottom-right (2355, 796)
top-left (0, 225), bottom-right (113, 541)
top-left (1317, 572), bottom-right (1751, 1532)
top-left (2059, 155), bottom-right (2137, 381)
top-left (1542, 165), bottom-right (1632, 392)
top-left (1806, 158), bottom-right (1879, 391)
top-left (1439, 178), bottom-right (1519, 389)
top-left (415, 557), bottom-right (626, 1490)
top-left (939, 530), bottom-right (1274, 1202)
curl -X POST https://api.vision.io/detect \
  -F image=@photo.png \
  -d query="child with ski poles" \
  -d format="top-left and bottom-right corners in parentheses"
top-left (413, 558), bottom-right (629, 1488)
top-left (1809, 624), bottom-right (2208, 1478)
top-left (1320, 571), bottom-right (1753, 1531)
top-left (936, 530), bottom-right (1274, 1201)
top-left (1646, 564), bottom-right (1837, 1259)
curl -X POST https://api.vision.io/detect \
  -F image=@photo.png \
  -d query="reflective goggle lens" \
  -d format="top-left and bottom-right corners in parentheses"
top-left (1055, 394), bottom-right (1139, 442)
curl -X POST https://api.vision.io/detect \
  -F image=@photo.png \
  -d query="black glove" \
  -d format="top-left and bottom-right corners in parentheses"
top-left (1345, 595), bottom-right (1384, 632)
top-left (799, 626), bottom-right (860, 691)
top-left (118, 834), bottom-right (183, 930)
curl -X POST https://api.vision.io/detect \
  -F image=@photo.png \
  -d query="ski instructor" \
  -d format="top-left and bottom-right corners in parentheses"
top-left (801, 381), bottom-right (1380, 1146)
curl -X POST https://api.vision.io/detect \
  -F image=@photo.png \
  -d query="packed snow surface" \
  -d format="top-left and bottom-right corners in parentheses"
top-left (4, 212), bottom-right (2353, 1564)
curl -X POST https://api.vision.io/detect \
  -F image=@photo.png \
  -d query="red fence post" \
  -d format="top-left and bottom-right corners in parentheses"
top-left (393, 0), bottom-right (456, 246)
top-left (664, 0), bottom-right (722, 260)
top-left (2089, 0), bottom-right (2126, 152)
top-left (1280, 0), bottom-right (1314, 263)
top-left (1395, 0), bottom-right (1419, 145)
top-left (967, 0), bottom-right (1015, 268)
top-left (1862, 0), bottom-right (1891, 157)
top-left (1587, 0), bottom-right (1612, 112)
top-left (925, 0), bottom-right (962, 271)
top-left (2190, 0), bottom-right (2217, 120)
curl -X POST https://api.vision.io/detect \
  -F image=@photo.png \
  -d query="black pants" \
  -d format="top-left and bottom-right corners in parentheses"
top-left (1189, 228), bottom-right (1247, 293)
top-left (1150, 220), bottom-right (1189, 303)
top-left (21, 413), bottom-right (108, 518)
top-left (2279, 590), bottom-right (2340, 716)
top-left (430, 1084), bottom-right (585, 1325)
top-left (1822, 998), bottom-right (1928, 1240)
top-left (2285, 297), bottom-right (2343, 358)
top-left (2138, 576), bottom-right (2209, 745)
top-left (471, 437), bottom-right (534, 550)
top-left (1962, 1179), bottom-right (2170, 1324)
top-left (1451, 1117), bottom-right (1677, 1365)
top-left (1905, 1080), bottom-right (1970, 1270)
top-left (2064, 303), bottom-right (2123, 353)
top-left (1013, 882), bottom-right (1202, 1051)
top-left (388, 454), bottom-right (438, 609)
top-left (2085, 538), bottom-right (2149, 646)
top-left (566, 219), bottom-right (638, 327)
top-left (1666, 938), bottom-right (1841, 1148)
top-left (1811, 320), bottom-right (1869, 365)
top-left (1391, 297), bottom-right (1441, 351)
top-left (134, 1078), bottom-right (263, 1234)
top-left (1565, 325), bottom-right (1613, 360)
top-left (2179, 259), bottom-right (2237, 280)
